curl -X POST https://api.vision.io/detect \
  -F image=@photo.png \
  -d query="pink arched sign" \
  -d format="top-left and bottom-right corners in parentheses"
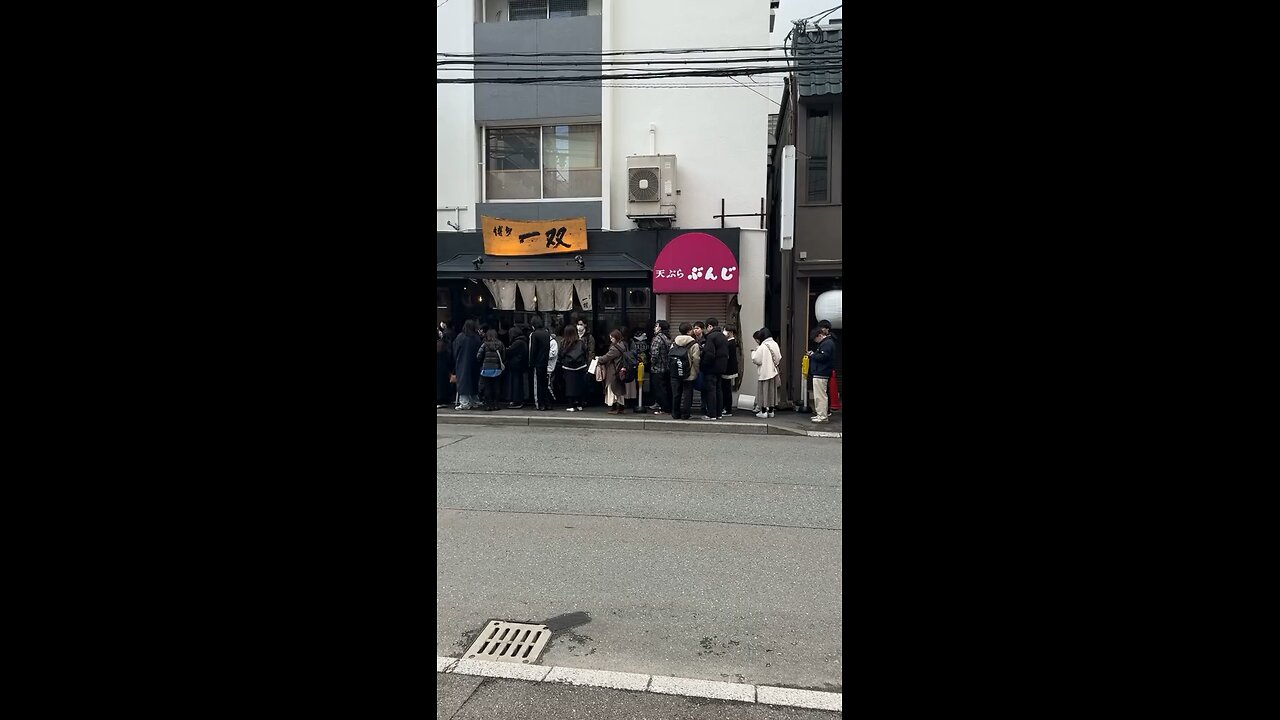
top-left (652, 232), bottom-right (739, 293)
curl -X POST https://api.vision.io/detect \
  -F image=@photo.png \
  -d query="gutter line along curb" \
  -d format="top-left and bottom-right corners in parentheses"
top-left (435, 413), bottom-right (838, 438)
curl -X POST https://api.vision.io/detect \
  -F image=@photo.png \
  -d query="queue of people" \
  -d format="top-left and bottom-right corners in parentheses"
top-left (436, 313), bottom-right (835, 420)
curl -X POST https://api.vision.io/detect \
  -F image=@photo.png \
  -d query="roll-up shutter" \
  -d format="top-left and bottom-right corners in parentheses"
top-left (664, 294), bottom-right (730, 412)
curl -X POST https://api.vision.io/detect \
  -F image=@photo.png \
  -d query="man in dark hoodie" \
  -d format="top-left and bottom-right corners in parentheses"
top-left (528, 315), bottom-right (552, 411)
top-left (700, 318), bottom-right (728, 420)
top-left (505, 326), bottom-right (528, 409)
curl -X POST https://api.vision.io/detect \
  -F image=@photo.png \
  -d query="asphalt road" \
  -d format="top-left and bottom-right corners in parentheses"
top-left (436, 425), bottom-right (842, 692)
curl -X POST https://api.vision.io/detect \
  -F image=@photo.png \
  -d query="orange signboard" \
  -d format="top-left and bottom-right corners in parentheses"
top-left (481, 216), bottom-right (588, 256)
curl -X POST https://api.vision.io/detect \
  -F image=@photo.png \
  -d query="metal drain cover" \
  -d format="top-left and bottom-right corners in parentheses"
top-left (464, 621), bottom-right (552, 664)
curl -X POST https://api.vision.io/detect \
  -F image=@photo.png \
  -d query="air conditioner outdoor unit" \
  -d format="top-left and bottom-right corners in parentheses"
top-left (626, 154), bottom-right (677, 228)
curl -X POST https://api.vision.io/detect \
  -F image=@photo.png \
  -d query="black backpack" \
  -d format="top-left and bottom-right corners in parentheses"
top-left (618, 347), bottom-right (639, 383)
top-left (668, 343), bottom-right (691, 380)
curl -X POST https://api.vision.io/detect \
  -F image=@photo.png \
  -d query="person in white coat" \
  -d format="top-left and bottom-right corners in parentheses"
top-left (545, 326), bottom-right (560, 408)
top-left (751, 327), bottom-right (782, 418)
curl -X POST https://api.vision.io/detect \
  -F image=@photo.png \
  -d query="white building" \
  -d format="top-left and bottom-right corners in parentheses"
top-left (436, 0), bottom-right (777, 411)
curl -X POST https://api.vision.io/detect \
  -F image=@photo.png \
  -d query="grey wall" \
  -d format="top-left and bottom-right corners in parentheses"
top-left (474, 15), bottom-right (602, 122)
top-left (794, 98), bottom-right (843, 262)
top-left (794, 205), bottom-right (842, 261)
top-left (476, 201), bottom-right (602, 229)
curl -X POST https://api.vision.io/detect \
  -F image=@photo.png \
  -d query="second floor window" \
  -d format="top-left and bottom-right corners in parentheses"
top-left (510, 0), bottom-right (589, 21)
top-left (806, 109), bottom-right (830, 203)
top-left (487, 124), bottom-right (602, 200)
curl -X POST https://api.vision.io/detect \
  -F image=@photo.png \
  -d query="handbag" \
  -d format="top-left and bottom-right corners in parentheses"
top-left (587, 357), bottom-right (599, 375)
top-left (594, 365), bottom-right (605, 382)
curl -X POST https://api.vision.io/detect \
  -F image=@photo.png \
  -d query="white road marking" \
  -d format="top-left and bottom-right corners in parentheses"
top-left (451, 657), bottom-right (552, 682)
top-left (758, 685), bottom-right (843, 711)
top-left (436, 657), bottom-right (842, 711)
top-left (647, 674), bottom-right (757, 702)
top-left (543, 666), bottom-right (651, 691)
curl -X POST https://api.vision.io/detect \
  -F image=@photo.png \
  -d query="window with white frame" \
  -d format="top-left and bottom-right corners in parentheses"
top-left (509, 0), bottom-right (589, 21)
top-left (487, 124), bottom-right (602, 200)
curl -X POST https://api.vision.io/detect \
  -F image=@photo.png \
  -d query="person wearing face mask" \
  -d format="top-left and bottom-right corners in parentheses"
top-left (647, 320), bottom-right (672, 414)
top-left (569, 312), bottom-right (595, 406)
top-left (570, 313), bottom-right (595, 360)
top-left (627, 326), bottom-right (648, 413)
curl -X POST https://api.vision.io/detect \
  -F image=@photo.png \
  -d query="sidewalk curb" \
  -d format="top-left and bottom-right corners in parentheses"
top-left (436, 412), bottom-right (838, 438)
top-left (437, 656), bottom-right (841, 712)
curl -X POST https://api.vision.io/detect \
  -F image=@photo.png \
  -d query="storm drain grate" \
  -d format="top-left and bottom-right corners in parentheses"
top-left (463, 621), bottom-right (552, 664)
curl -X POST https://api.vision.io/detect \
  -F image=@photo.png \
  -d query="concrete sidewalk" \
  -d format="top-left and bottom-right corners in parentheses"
top-left (436, 402), bottom-right (841, 438)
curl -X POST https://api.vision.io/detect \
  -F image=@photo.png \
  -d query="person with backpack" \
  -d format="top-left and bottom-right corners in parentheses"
top-left (559, 325), bottom-right (589, 412)
top-left (475, 328), bottom-right (506, 412)
top-left (752, 327), bottom-right (782, 418)
top-left (667, 322), bottom-right (701, 421)
top-left (647, 320), bottom-right (672, 415)
top-left (598, 329), bottom-right (629, 415)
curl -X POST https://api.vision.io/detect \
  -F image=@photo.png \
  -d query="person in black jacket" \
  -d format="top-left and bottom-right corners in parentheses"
top-left (528, 315), bottom-right (552, 411)
top-left (808, 325), bottom-right (835, 423)
top-left (720, 324), bottom-right (740, 417)
top-left (505, 326), bottom-right (528, 409)
top-left (700, 318), bottom-right (729, 420)
top-left (452, 319), bottom-right (482, 410)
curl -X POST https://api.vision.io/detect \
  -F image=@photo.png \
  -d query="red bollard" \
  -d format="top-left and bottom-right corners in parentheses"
top-left (829, 370), bottom-right (841, 411)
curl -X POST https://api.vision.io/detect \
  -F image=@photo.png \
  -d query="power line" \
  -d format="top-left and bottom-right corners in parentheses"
top-left (802, 4), bottom-right (842, 21)
top-left (436, 65), bottom-right (842, 84)
top-left (437, 56), bottom-right (818, 67)
top-left (438, 45), bottom-right (794, 58)
top-left (727, 76), bottom-right (783, 106)
top-left (532, 81), bottom-right (784, 88)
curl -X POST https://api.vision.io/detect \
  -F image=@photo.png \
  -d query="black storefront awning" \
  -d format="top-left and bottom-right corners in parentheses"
top-left (436, 253), bottom-right (652, 280)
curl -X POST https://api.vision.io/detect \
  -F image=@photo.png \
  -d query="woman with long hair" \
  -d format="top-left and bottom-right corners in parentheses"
top-left (598, 329), bottom-right (628, 414)
top-left (559, 325), bottom-right (589, 412)
top-left (751, 327), bottom-right (782, 419)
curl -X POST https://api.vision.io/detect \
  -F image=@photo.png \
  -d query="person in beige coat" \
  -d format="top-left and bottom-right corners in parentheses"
top-left (751, 327), bottom-right (782, 418)
top-left (597, 329), bottom-right (629, 414)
